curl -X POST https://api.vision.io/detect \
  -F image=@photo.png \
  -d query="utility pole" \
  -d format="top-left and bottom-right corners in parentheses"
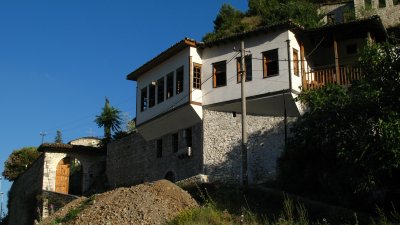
top-left (240, 40), bottom-right (248, 186)
top-left (40, 131), bottom-right (47, 144)
top-left (0, 177), bottom-right (3, 220)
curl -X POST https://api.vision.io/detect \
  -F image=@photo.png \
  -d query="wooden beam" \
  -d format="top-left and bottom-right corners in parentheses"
top-left (300, 42), bottom-right (306, 91)
top-left (333, 36), bottom-right (340, 85)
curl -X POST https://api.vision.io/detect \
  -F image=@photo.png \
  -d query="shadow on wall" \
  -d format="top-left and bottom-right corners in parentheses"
top-left (204, 118), bottom-right (294, 185)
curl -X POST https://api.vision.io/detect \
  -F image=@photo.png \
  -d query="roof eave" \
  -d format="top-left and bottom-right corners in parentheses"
top-left (202, 20), bottom-right (304, 48)
top-left (126, 38), bottom-right (199, 81)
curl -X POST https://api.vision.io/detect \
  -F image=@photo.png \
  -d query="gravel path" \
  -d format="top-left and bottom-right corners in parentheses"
top-left (41, 180), bottom-right (198, 225)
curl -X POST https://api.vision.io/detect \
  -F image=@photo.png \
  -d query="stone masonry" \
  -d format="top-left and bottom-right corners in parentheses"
top-left (42, 151), bottom-right (105, 194)
top-left (203, 109), bottom-right (296, 184)
top-left (8, 155), bottom-right (44, 225)
top-left (354, 0), bottom-right (400, 28)
top-left (8, 143), bottom-right (105, 224)
top-left (107, 122), bottom-right (203, 188)
top-left (107, 109), bottom-right (296, 186)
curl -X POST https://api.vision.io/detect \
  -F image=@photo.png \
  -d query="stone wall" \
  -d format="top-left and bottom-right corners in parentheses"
top-left (203, 109), bottom-right (295, 184)
top-left (8, 155), bottom-right (44, 225)
top-left (319, 2), bottom-right (354, 24)
top-left (354, 0), bottom-right (400, 28)
top-left (40, 190), bottom-right (79, 218)
top-left (107, 122), bottom-right (203, 188)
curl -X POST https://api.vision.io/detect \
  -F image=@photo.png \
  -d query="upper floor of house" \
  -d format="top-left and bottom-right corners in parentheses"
top-left (127, 16), bottom-right (387, 128)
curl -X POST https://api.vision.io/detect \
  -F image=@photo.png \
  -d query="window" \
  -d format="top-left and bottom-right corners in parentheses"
top-left (213, 61), bottom-right (227, 88)
top-left (172, 133), bottom-right (178, 153)
top-left (365, 0), bottom-right (372, 8)
top-left (140, 87), bottom-right (147, 111)
top-left (157, 77), bottom-right (165, 104)
top-left (293, 49), bottom-right (299, 76)
top-left (263, 49), bottom-right (279, 78)
top-left (193, 64), bottom-right (202, 89)
top-left (184, 128), bottom-right (192, 147)
top-left (346, 44), bottom-right (357, 55)
top-left (149, 83), bottom-right (156, 108)
top-left (166, 72), bottom-right (174, 99)
top-left (176, 66), bottom-right (184, 94)
top-left (156, 139), bottom-right (162, 158)
top-left (236, 55), bottom-right (252, 83)
top-left (379, 0), bottom-right (386, 8)
top-left (327, 13), bottom-right (335, 24)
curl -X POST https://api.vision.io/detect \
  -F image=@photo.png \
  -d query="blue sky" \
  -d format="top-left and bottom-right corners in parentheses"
top-left (0, 0), bottom-right (248, 214)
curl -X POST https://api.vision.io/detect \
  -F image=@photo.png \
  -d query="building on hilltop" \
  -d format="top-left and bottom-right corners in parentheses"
top-left (8, 137), bottom-right (106, 225)
top-left (320, 0), bottom-right (400, 29)
top-left (107, 16), bottom-right (387, 187)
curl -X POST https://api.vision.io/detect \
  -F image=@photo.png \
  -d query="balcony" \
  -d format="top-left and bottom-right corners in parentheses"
top-left (303, 65), bottom-right (362, 90)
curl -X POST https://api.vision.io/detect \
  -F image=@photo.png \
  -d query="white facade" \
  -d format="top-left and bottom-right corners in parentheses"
top-left (136, 47), bottom-right (193, 124)
top-left (129, 39), bottom-right (203, 140)
top-left (130, 27), bottom-right (305, 133)
top-left (201, 30), bottom-right (304, 107)
top-left (128, 18), bottom-right (386, 140)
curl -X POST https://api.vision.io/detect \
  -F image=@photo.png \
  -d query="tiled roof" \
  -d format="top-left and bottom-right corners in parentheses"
top-left (202, 20), bottom-right (303, 47)
top-left (126, 16), bottom-right (387, 81)
top-left (126, 38), bottom-right (200, 81)
top-left (319, 0), bottom-right (353, 6)
top-left (303, 16), bottom-right (387, 41)
top-left (38, 143), bottom-right (105, 153)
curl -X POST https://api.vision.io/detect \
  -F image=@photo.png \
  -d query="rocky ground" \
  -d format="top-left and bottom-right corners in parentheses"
top-left (41, 180), bottom-right (198, 225)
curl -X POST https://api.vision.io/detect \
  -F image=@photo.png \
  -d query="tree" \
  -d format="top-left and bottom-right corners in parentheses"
top-left (54, 130), bottom-right (63, 144)
top-left (94, 97), bottom-right (122, 141)
top-left (203, 0), bottom-right (323, 42)
top-left (3, 147), bottom-right (41, 181)
top-left (127, 120), bottom-right (137, 133)
top-left (277, 43), bottom-right (400, 209)
top-left (203, 3), bottom-right (249, 42)
top-left (248, 0), bottom-right (323, 28)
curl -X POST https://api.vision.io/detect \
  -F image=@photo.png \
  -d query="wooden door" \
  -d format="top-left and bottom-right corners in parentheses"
top-left (55, 158), bottom-right (70, 194)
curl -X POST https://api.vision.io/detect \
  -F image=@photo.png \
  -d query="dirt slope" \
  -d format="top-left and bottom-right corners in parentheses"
top-left (42, 179), bottom-right (198, 225)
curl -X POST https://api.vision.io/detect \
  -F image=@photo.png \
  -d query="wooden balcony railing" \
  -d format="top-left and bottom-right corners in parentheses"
top-left (303, 65), bottom-right (362, 90)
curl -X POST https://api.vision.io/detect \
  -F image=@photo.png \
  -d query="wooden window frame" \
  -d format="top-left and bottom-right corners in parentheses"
top-left (236, 55), bottom-right (252, 83)
top-left (193, 63), bottom-right (202, 90)
top-left (262, 49), bottom-right (279, 78)
top-left (293, 49), bottom-right (299, 77)
top-left (213, 61), bottom-right (227, 88)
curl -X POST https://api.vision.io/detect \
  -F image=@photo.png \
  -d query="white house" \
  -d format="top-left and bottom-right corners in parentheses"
top-left (119, 17), bottom-right (387, 185)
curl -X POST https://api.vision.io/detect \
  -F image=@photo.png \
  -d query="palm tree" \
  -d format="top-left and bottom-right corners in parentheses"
top-left (95, 97), bottom-right (122, 140)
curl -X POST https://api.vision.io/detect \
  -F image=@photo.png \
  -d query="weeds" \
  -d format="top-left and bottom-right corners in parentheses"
top-left (166, 193), bottom-right (314, 225)
top-left (51, 195), bottom-right (95, 224)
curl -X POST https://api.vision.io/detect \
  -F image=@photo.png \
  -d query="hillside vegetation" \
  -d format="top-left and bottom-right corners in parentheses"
top-left (203, 0), bottom-right (324, 42)
top-left (278, 43), bottom-right (400, 212)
